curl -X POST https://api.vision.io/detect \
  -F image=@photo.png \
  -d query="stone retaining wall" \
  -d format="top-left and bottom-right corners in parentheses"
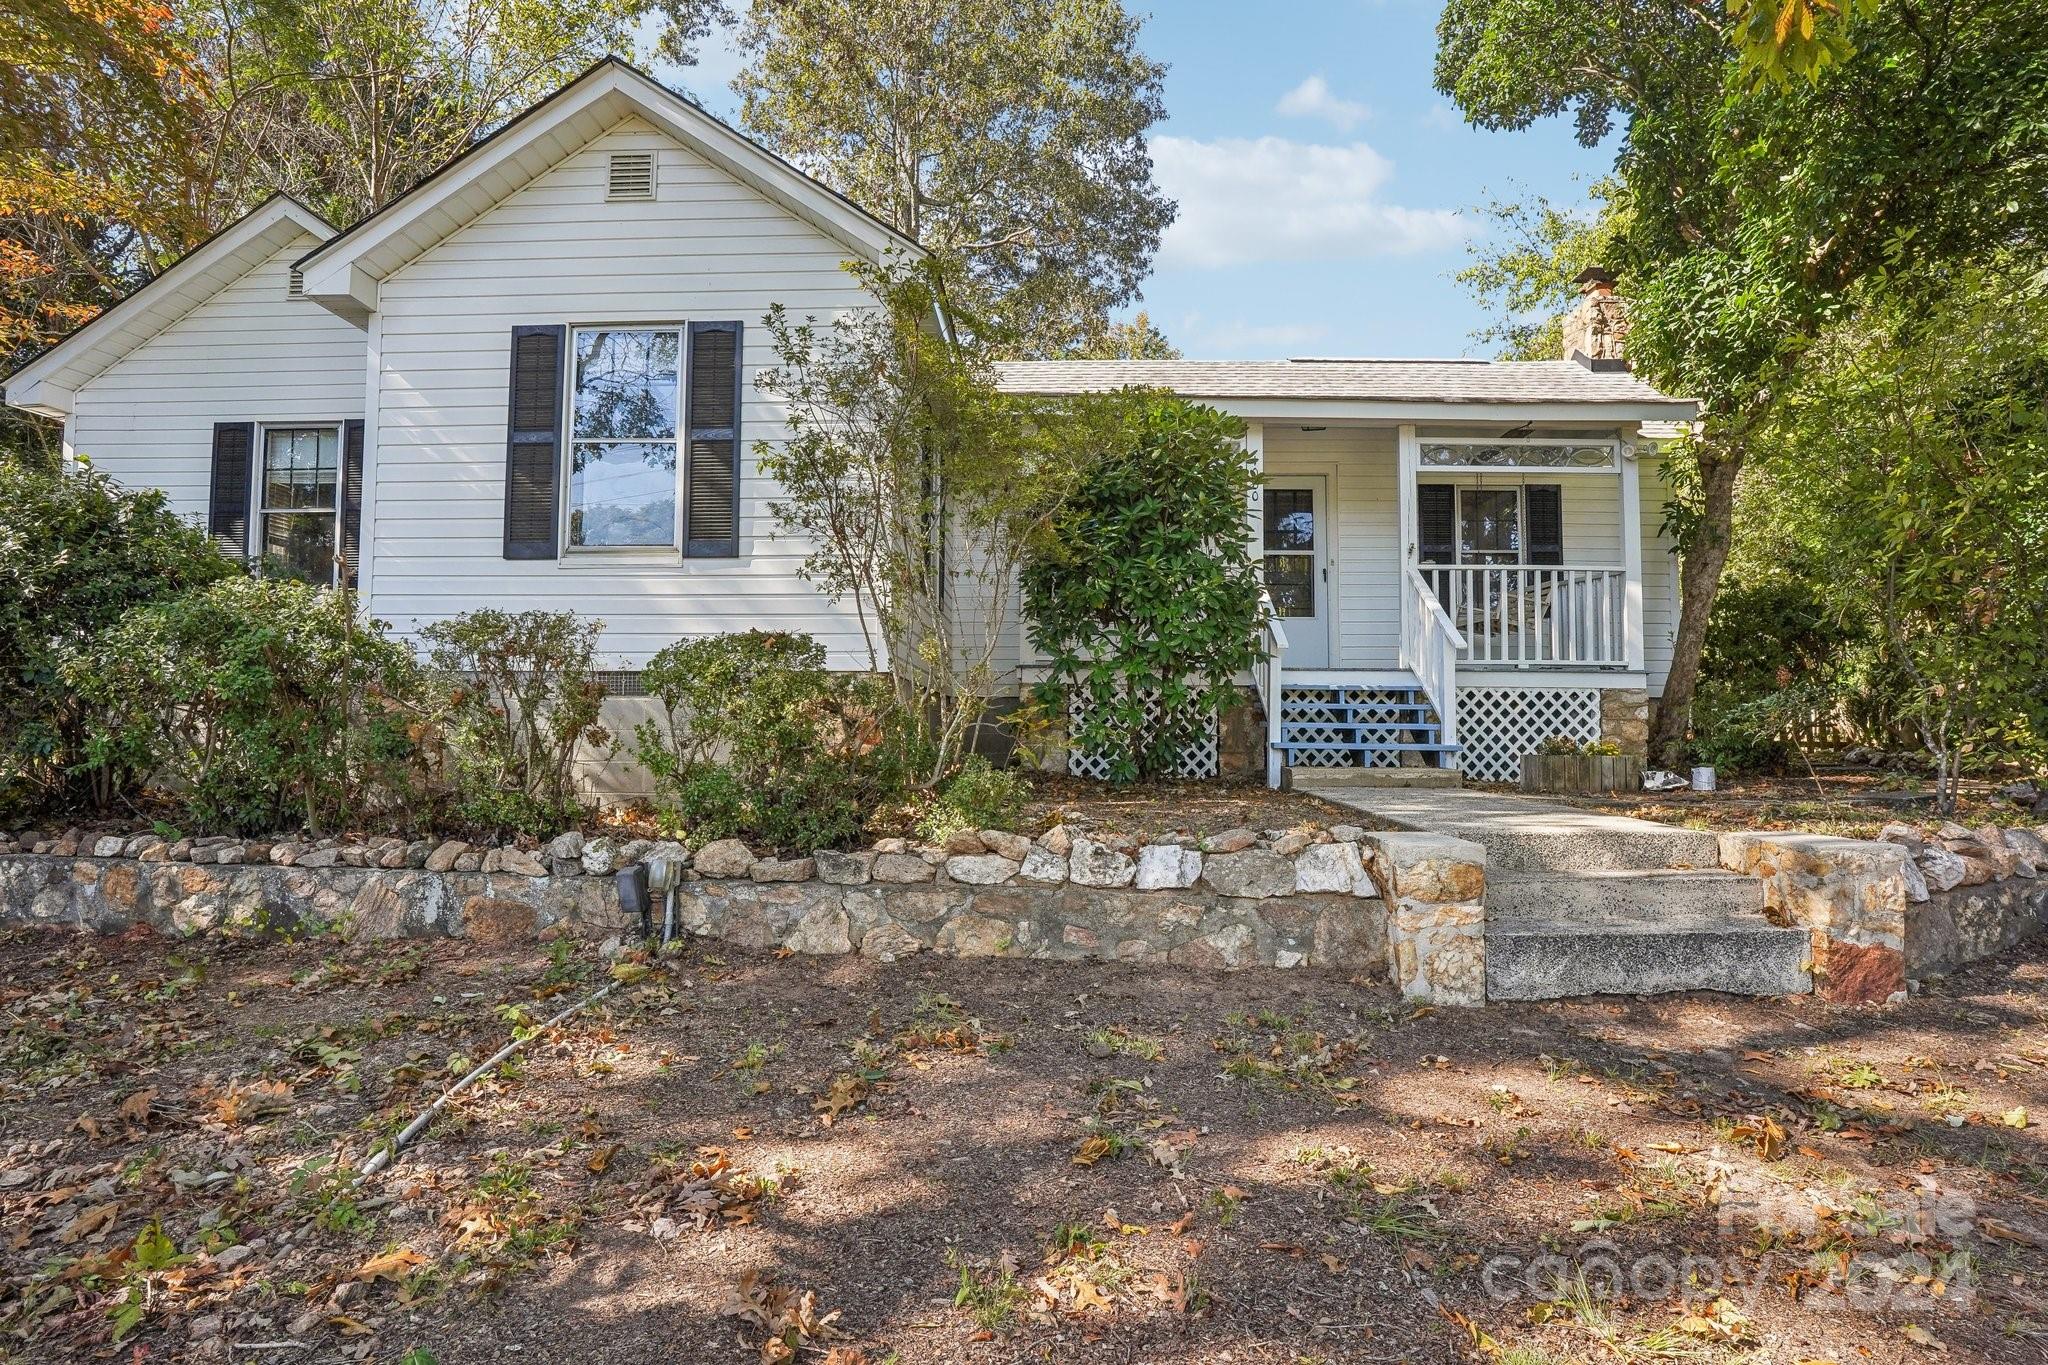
top-left (0, 821), bottom-right (1494, 1002)
top-left (1722, 820), bottom-right (2048, 1005)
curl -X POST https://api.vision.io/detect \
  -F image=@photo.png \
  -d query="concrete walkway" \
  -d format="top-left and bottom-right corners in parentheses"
top-left (1293, 784), bottom-right (1724, 872)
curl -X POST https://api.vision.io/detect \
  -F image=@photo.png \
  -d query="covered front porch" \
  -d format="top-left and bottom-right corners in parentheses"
top-left (1245, 420), bottom-right (1674, 786)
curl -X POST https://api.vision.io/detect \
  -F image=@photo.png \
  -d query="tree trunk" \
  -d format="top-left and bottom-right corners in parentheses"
top-left (1650, 442), bottom-right (1743, 766)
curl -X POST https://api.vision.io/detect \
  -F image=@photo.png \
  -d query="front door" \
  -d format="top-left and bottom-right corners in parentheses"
top-left (1262, 477), bottom-right (1329, 669)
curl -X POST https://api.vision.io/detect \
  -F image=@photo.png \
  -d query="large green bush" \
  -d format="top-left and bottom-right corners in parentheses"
top-left (1021, 391), bottom-right (1264, 781)
top-left (0, 460), bottom-right (238, 818)
top-left (419, 610), bottom-right (611, 838)
top-left (634, 630), bottom-right (926, 850)
top-left (65, 577), bottom-right (423, 832)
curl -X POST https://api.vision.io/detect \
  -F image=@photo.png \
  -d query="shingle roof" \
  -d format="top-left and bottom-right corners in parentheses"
top-left (992, 358), bottom-right (1690, 409)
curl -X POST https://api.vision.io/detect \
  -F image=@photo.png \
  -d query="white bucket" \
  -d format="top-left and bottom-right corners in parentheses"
top-left (1690, 766), bottom-right (1718, 792)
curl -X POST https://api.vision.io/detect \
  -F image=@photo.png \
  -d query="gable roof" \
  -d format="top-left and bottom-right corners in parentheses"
top-left (295, 57), bottom-right (921, 322)
top-left (994, 358), bottom-right (1694, 420)
top-left (3, 194), bottom-right (337, 417)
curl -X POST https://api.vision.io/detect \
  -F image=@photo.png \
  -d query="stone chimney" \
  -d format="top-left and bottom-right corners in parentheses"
top-left (1562, 266), bottom-right (1630, 371)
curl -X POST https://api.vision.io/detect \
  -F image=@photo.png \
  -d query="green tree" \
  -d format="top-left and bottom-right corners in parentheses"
top-left (1456, 184), bottom-right (1623, 361)
top-left (758, 259), bottom-right (1088, 781)
top-left (190, 0), bottom-right (728, 226)
top-left (1750, 271), bottom-right (2048, 808)
top-left (1436, 0), bottom-right (2048, 762)
top-left (1074, 310), bottom-right (1180, 360)
top-left (1021, 391), bottom-right (1263, 781)
top-left (0, 460), bottom-right (236, 817)
top-left (733, 0), bottom-right (1173, 355)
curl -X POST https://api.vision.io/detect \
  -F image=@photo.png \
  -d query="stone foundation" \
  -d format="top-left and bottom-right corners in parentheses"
top-left (1598, 687), bottom-right (1651, 759)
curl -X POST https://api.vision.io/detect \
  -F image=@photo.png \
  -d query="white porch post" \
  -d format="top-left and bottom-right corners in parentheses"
top-left (1620, 441), bottom-right (1646, 672)
top-left (1396, 424), bottom-right (1419, 648)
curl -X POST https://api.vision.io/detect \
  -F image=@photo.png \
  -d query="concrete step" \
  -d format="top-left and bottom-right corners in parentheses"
top-left (1291, 767), bottom-right (1463, 789)
top-left (1487, 868), bottom-right (1765, 921)
top-left (1459, 823), bottom-right (1724, 873)
top-left (1487, 902), bottom-right (1811, 1001)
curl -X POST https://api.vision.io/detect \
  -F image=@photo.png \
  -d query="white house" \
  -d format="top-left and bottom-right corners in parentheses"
top-left (3, 59), bottom-right (1696, 792)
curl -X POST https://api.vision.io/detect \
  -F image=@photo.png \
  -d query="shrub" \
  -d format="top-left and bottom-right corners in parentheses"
top-left (635, 630), bottom-right (924, 850)
top-left (419, 610), bottom-right (610, 838)
top-left (1021, 391), bottom-right (1264, 781)
top-left (915, 755), bottom-right (1031, 842)
top-left (0, 460), bottom-right (237, 817)
top-left (65, 577), bottom-right (423, 832)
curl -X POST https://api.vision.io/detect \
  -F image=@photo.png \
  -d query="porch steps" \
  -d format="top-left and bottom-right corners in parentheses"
top-left (1274, 680), bottom-right (1461, 775)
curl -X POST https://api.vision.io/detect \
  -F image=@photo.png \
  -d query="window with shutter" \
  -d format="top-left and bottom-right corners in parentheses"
top-left (1525, 484), bottom-right (1564, 564)
top-left (1416, 484), bottom-right (1456, 565)
top-left (208, 422), bottom-right (255, 558)
top-left (504, 325), bottom-right (565, 559)
top-left (684, 321), bottom-right (741, 558)
top-left (341, 420), bottom-right (365, 589)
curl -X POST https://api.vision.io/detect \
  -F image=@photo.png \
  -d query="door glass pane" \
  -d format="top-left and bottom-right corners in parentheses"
top-left (569, 441), bottom-right (678, 547)
top-left (1459, 489), bottom-right (1521, 564)
top-left (1263, 488), bottom-right (1314, 550)
top-left (1262, 487), bottom-right (1316, 617)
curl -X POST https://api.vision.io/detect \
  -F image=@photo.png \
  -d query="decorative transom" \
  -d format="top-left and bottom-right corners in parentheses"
top-left (1278, 686), bottom-right (1431, 769)
top-left (1066, 688), bottom-right (1220, 780)
top-left (1456, 686), bottom-right (1601, 783)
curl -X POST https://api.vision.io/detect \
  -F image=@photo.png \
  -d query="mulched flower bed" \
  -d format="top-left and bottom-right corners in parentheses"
top-left (5, 924), bottom-right (2047, 1363)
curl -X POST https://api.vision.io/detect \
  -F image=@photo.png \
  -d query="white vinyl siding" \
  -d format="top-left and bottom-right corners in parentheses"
top-left (368, 117), bottom-right (878, 667)
top-left (63, 236), bottom-right (365, 523)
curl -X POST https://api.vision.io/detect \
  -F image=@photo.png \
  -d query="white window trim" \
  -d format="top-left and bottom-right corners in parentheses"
top-left (1453, 485), bottom-right (1527, 567)
top-left (1418, 435), bottom-right (1620, 474)
top-left (560, 322), bottom-right (690, 557)
top-left (252, 421), bottom-right (346, 588)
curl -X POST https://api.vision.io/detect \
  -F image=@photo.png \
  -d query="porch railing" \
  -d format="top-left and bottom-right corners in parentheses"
top-left (1255, 589), bottom-right (1290, 788)
top-left (1402, 567), bottom-right (1465, 756)
top-left (1418, 564), bottom-right (1627, 668)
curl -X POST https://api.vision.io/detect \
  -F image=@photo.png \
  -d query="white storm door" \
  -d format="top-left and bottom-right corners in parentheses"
top-left (1262, 477), bottom-right (1330, 669)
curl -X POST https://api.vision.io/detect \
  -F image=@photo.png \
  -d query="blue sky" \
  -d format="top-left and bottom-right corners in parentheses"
top-left (664, 3), bottom-right (1612, 360)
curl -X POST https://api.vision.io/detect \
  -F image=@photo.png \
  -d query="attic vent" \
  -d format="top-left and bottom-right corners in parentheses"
top-left (607, 151), bottom-right (656, 201)
top-left (286, 267), bottom-right (305, 299)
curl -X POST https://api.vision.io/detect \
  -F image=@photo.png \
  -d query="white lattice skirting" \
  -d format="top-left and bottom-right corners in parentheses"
top-left (1456, 686), bottom-right (1602, 783)
top-left (1066, 689), bottom-right (1220, 780)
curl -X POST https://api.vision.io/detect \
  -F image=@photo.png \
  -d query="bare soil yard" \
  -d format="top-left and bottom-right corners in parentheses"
top-left (4, 923), bottom-right (2048, 1364)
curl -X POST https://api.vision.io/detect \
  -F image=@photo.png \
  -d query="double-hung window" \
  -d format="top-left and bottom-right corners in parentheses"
top-left (566, 327), bottom-right (682, 549)
top-left (259, 425), bottom-right (342, 583)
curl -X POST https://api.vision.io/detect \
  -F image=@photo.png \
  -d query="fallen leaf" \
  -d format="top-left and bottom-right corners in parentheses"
top-left (2002, 1106), bottom-right (2029, 1129)
top-left (1319, 1253), bottom-right (1346, 1274)
top-left (57, 1202), bottom-right (119, 1244)
top-left (1901, 1322), bottom-right (1942, 1348)
top-left (351, 1247), bottom-right (427, 1283)
top-left (586, 1142), bottom-right (622, 1175)
top-left (1069, 1280), bottom-right (1112, 1314)
top-left (329, 1314), bottom-right (375, 1337)
top-left (117, 1089), bottom-right (158, 1126)
top-left (1072, 1136), bottom-right (1114, 1168)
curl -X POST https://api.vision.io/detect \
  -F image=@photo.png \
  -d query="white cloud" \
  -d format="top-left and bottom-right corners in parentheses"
top-left (1151, 135), bottom-right (1467, 269)
top-left (1177, 313), bottom-right (1332, 356)
top-left (1275, 75), bottom-right (1370, 132)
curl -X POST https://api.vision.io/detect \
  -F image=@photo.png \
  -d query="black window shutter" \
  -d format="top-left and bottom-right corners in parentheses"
top-left (1526, 484), bottom-right (1564, 564)
top-left (1416, 483), bottom-right (1456, 564)
top-left (504, 324), bottom-right (565, 560)
top-left (684, 320), bottom-right (741, 558)
top-left (341, 419), bottom-right (365, 589)
top-left (208, 421), bottom-right (255, 558)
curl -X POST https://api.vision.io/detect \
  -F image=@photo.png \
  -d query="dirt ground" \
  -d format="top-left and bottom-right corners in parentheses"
top-left (5, 925), bottom-right (2048, 1365)
top-left (1019, 776), bottom-right (1365, 844)
top-left (1507, 768), bottom-right (2038, 840)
